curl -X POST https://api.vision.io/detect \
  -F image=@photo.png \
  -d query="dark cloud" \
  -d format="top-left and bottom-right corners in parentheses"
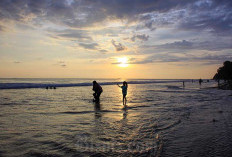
top-left (131, 34), bottom-right (149, 42)
top-left (58, 32), bottom-right (92, 41)
top-left (158, 40), bottom-right (193, 49)
top-left (178, 0), bottom-right (232, 35)
top-left (144, 21), bottom-right (156, 31)
top-left (99, 49), bottom-right (108, 53)
top-left (137, 13), bottom-right (174, 31)
top-left (156, 40), bottom-right (232, 51)
top-left (140, 39), bottom-right (232, 52)
top-left (129, 59), bottom-right (154, 64)
top-left (111, 40), bottom-right (126, 51)
top-left (81, 0), bottom-right (195, 20)
top-left (127, 53), bottom-right (232, 65)
top-left (140, 54), bottom-right (186, 63)
top-left (78, 43), bottom-right (98, 50)
top-left (134, 0), bottom-right (232, 34)
top-left (0, 0), bottom-right (231, 37)
top-left (47, 29), bottom-right (93, 41)
top-left (0, 0), bottom-right (195, 28)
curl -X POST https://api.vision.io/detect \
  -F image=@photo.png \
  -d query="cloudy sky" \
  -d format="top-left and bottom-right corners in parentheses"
top-left (0, 0), bottom-right (231, 78)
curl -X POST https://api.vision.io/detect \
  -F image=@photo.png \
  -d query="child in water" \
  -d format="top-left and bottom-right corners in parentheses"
top-left (117, 81), bottom-right (128, 106)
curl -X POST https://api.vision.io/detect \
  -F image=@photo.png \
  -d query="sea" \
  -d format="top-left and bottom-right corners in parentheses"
top-left (0, 78), bottom-right (232, 157)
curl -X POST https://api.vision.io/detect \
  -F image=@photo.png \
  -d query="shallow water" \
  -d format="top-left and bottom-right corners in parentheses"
top-left (0, 79), bottom-right (232, 157)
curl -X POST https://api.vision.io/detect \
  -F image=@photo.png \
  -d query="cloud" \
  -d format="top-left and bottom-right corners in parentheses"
top-left (14, 61), bottom-right (21, 64)
top-left (0, 0), bottom-right (196, 28)
top-left (16, 23), bottom-right (35, 30)
top-left (143, 21), bottom-right (156, 31)
top-left (99, 49), bottom-right (108, 53)
top-left (78, 43), bottom-right (98, 50)
top-left (111, 57), bottom-right (153, 65)
top-left (57, 32), bottom-right (92, 41)
top-left (47, 29), bottom-right (93, 42)
top-left (156, 40), bottom-right (232, 51)
top-left (0, 0), bottom-right (231, 37)
top-left (111, 39), bottom-right (126, 51)
top-left (158, 40), bottom-right (193, 49)
top-left (0, 24), bottom-right (5, 31)
top-left (131, 34), bottom-right (149, 42)
top-left (177, 0), bottom-right (232, 36)
top-left (80, 0), bottom-right (196, 20)
top-left (56, 61), bottom-right (66, 67)
top-left (127, 58), bottom-right (154, 64)
top-left (1, 0), bottom-right (232, 67)
top-left (140, 39), bottom-right (232, 53)
top-left (54, 60), bottom-right (67, 68)
top-left (126, 53), bottom-right (232, 65)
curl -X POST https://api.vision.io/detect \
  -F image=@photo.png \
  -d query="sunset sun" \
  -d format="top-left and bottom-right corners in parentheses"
top-left (117, 57), bottom-right (129, 68)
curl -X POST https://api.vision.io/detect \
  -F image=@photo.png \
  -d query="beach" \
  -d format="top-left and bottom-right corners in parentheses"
top-left (0, 78), bottom-right (232, 157)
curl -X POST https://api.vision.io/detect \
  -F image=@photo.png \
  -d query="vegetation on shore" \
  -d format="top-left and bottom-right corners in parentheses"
top-left (213, 61), bottom-right (232, 90)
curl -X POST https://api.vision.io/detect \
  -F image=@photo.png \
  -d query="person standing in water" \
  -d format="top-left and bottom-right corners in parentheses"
top-left (117, 81), bottom-right (128, 106)
top-left (92, 81), bottom-right (103, 103)
top-left (199, 78), bottom-right (203, 85)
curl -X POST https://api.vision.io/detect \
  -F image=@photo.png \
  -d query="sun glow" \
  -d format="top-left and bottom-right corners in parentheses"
top-left (117, 57), bottom-right (129, 67)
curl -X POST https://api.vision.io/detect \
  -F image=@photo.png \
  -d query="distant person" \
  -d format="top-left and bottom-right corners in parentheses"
top-left (199, 79), bottom-right (203, 85)
top-left (183, 81), bottom-right (185, 88)
top-left (117, 81), bottom-right (128, 106)
top-left (92, 81), bottom-right (103, 103)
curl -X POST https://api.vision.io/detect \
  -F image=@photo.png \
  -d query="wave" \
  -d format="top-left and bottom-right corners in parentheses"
top-left (60, 110), bottom-right (119, 114)
top-left (0, 80), bottom-right (186, 89)
top-left (155, 119), bottom-right (182, 132)
top-left (166, 85), bottom-right (182, 89)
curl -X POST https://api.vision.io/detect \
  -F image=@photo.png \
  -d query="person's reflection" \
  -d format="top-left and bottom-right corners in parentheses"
top-left (121, 109), bottom-right (128, 129)
top-left (94, 102), bottom-right (102, 119)
top-left (123, 109), bottom-right (128, 120)
top-left (95, 101), bottom-right (101, 111)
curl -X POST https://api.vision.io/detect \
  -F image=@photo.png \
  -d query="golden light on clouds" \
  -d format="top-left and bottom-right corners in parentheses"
top-left (0, 0), bottom-right (229, 79)
top-left (117, 57), bottom-right (129, 68)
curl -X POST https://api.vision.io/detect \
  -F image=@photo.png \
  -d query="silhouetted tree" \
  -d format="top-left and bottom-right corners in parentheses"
top-left (213, 61), bottom-right (232, 81)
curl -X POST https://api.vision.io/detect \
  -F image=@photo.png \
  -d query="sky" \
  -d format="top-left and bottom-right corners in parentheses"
top-left (0, 0), bottom-right (232, 79)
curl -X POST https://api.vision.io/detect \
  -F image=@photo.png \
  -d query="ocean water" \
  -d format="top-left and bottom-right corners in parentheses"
top-left (0, 78), bottom-right (232, 157)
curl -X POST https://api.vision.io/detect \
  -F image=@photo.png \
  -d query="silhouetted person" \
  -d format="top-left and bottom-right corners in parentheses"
top-left (117, 81), bottom-right (128, 106)
top-left (92, 81), bottom-right (103, 103)
top-left (183, 81), bottom-right (185, 88)
top-left (199, 79), bottom-right (203, 85)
